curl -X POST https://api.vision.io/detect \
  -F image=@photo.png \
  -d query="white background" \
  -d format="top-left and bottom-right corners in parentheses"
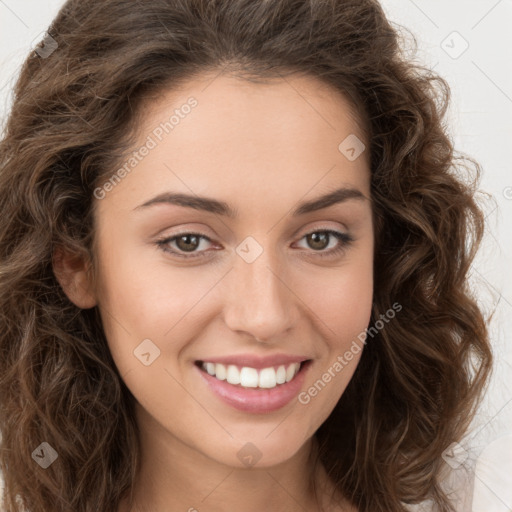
top-left (1, 1), bottom-right (511, 511)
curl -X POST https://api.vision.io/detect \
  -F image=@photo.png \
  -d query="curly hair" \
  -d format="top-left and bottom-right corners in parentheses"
top-left (0, 0), bottom-right (493, 511)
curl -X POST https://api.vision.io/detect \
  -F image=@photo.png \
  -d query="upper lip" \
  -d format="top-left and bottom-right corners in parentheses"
top-left (196, 353), bottom-right (311, 369)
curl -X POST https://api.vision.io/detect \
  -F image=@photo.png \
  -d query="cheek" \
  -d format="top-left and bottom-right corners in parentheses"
top-left (329, 268), bottom-right (373, 344)
top-left (93, 240), bottom-right (219, 372)
top-left (295, 255), bottom-right (373, 416)
top-left (326, 271), bottom-right (373, 391)
top-left (297, 254), bottom-right (374, 344)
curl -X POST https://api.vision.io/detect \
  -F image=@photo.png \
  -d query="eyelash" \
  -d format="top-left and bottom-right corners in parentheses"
top-left (155, 229), bottom-right (354, 260)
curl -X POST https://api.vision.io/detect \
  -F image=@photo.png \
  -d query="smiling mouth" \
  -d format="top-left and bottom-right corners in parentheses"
top-left (195, 360), bottom-right (311, 389)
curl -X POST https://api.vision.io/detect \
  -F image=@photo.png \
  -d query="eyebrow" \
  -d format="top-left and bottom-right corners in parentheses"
top-left (133, 186), bottom-right (366, 217)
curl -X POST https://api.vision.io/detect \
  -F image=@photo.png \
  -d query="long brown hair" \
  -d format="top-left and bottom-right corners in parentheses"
top-left (0, 1), bottom-right (492, 511)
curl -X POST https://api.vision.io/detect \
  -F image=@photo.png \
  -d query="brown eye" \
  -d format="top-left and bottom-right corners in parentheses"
top-left (175, 234), bottom-right (201, 252)
top-left (156, 229), bottom-right (353, 261)
top-left (295, 229), bottom-right (354, 259)
top-left (156, 232), bottom-right (215, 259)
top-left (305, 232), bottom-right (330, 251)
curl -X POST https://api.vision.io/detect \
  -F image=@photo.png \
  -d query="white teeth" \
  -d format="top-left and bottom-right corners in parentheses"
top-left (226, 364), bottom-right (240, 385)
top-left (215, 363), bottom-right (226, 380)
top-left (286, 363), bottom-right (300, 382)
top-left (240, 367), bottom-right (259, 387)
top-left (276, 365), bottom-right (286, 384)
top-left (201, 361), bottom-right (303, 389)
top-left (259, 367), bottom-right (277, 388)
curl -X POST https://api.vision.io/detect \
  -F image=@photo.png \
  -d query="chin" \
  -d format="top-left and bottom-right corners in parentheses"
top-left (202, 431), bottom-right (310, 469)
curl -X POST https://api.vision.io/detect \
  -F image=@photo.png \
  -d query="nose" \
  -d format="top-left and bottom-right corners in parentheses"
top-left (222, 245), bottom-right (300, 343)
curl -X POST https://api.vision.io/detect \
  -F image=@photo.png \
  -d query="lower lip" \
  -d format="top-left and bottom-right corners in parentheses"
top-left (196, 361), bottom-right (311, 414)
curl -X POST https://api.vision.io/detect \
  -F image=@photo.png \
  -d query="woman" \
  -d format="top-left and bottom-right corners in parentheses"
top-left (0, 0), bottom-right (493, 511)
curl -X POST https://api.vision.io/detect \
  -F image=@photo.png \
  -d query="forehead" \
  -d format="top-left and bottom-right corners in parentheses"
top-left (140, 71), bottom-right (367, 156)
top-left (100, 72), bottom-right (371, 215)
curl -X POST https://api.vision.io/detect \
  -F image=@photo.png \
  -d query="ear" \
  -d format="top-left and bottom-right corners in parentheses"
top-left (52, 245), bottom-right (97, 309)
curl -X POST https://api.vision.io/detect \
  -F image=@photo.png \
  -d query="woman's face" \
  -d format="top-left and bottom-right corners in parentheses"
top-left (89, 72), bottom-right (374, 468)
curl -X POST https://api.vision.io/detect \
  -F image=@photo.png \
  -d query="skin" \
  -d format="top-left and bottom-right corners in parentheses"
top-left (53, 72), bottom-right (374, 512)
